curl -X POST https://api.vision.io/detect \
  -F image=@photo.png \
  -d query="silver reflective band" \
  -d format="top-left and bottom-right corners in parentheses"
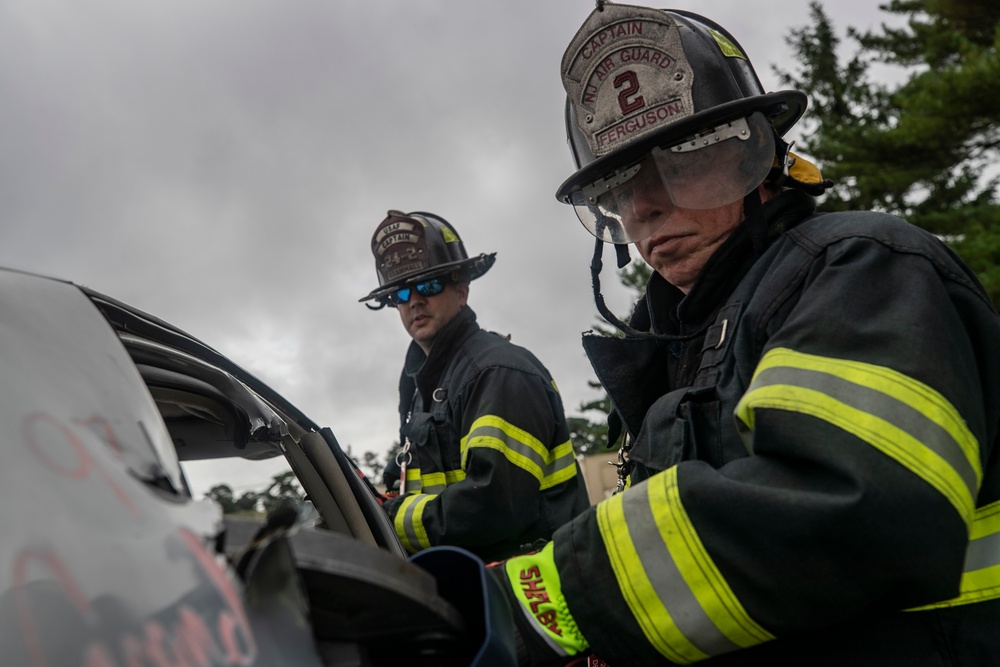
top-left (580, 163), bottom-right (643, 205)
top-left (670, 117), bottom-right (751, 153)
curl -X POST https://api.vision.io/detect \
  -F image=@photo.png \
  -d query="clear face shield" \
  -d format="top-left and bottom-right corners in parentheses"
top-left (568, 113), bottom-right (776, 244)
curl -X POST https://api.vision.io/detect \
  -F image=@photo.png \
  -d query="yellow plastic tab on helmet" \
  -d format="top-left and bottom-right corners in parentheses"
top-left (708, 27), bottom-right (745, 59)
top-left (770, 150), bottom-right (831, 195)
top-left (787, 151), bottom-right (824, 185)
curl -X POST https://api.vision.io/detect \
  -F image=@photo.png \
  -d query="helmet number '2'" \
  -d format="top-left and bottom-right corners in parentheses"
top-left (615, 71), bottom-right (644, 115)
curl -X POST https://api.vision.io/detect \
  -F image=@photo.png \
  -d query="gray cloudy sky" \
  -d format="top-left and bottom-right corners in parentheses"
top-left (0, 0), bottom-right (891, 496)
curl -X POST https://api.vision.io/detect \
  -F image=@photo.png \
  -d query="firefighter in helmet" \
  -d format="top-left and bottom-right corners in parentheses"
top-left (490, 3), bottom-right (1000, 665)
top-left (360, 210), bottom-right (589, 562)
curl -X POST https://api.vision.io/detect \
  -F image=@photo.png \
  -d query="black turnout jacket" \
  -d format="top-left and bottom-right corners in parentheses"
top-left (383, 306), bottom-right (589, 562)
top-left (552, 190), bottom-right (1000, 665)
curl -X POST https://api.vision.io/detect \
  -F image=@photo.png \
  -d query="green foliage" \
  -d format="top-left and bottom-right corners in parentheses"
top-left (205, 471), bottom-right (305, 515)
top-left (348, 442), bottom-right (401, 487)
top-left (775, 0), bottom-right (1000, 306)
top-left (204, 484), bottom-right (240, 514)
top-left (619, 260), bottom-right (653, 293)
top-left (349, 443), bottom-right (395, 482)
top-left (568, 380), bottom-right (614, 456)
top-left (260, 471), bottom-right (305, 514)
top-left (590, 260), bottom-right (653, 338)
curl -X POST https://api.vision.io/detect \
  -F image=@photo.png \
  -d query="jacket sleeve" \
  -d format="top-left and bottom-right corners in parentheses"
top-left (551, 230), bottom-right (1000, 664)
top-left (385, 365), bottom-right (580, 560)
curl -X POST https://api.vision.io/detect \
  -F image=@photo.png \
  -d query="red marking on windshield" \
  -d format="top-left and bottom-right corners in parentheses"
top-left (22, 412), bottom-right (140, 519)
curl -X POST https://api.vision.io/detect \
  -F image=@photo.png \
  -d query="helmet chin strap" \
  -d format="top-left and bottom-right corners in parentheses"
top-left (590, 189), bottom-right (768, 338)
top-left (614, 243), bottom-right (631, 269)
top-left (591, 235), bottom-right (642, 336)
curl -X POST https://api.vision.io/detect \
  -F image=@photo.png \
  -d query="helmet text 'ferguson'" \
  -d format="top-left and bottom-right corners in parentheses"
top-left (596, 100), bottom-right (685, 149)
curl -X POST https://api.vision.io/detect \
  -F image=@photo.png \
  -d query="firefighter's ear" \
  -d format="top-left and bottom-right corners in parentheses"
top-left (454, 281), bottom-right (470, 306)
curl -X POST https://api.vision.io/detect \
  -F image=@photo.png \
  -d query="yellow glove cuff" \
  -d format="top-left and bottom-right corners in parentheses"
top-left (503, 542), bottom-right (589, 656)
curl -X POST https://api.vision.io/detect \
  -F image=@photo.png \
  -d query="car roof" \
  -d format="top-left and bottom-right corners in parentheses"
top-left (79, 285), bottom-right (323, 436)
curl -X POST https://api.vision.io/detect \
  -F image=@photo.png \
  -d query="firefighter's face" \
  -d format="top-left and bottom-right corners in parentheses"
top-left (631, 187), bottom-right (746, 294)
top-left (397, 281), bottom-right (469, 354)
top-left (567, 115), bottom-right (780, 291)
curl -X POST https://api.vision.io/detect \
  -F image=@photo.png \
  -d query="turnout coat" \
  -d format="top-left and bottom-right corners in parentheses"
top-left (383, 306), bottom-right (589, 562)
top-left (551, 190), bottom-right (1000, 665)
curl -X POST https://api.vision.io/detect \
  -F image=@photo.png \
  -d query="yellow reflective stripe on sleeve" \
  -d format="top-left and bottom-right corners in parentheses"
top-left (401, 467), bottom-right (464, 495)
top-left (394, 493), bottom-right (434, 554)
top-left (910, 500), bottom-right (1000, 610)
top-left (404, 467), bottom-right (422, 493)
top-left (417, 469), bottom-right (465, 495)
top-left (654, 469), bottom-right (774, 647)
top-left (597, 468), bottom-right (773, 663)
top-left (598, 480), bottom-right (702, 664)
top-left (461, 415), bottom-right (578, 490)
top-left (736, 348), bottom-right (980, 522)
top-left (969, 500), bottom-right (1000, 541)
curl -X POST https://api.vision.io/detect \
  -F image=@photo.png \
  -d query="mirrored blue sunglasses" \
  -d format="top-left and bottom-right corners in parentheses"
top-left (387, 278), bottom-right (447, 306)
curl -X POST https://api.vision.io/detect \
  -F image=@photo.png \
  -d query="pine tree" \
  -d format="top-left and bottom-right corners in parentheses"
top-left (775, 0), bottom-right (1000, 305)
top-left (204, 472), bottom-right (304, 515)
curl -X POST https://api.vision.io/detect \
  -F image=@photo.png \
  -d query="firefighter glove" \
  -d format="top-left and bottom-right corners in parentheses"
top-left (489, 542), bottom-right (590, 667)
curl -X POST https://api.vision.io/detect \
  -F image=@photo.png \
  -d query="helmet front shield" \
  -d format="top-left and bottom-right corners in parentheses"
top-left (568, 113), bottom-right (776, 244)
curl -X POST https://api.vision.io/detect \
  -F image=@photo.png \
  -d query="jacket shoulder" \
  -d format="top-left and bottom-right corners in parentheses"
top-left (791, 210), bottom-right (935, 249)
top-left (785, 211), bottom-right (984, 293)
top-left (454, 329), bottom-right (551, 379)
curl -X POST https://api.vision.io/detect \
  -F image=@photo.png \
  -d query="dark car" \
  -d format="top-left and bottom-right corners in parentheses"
top-left (0, 266), bottom-right (513, 667)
